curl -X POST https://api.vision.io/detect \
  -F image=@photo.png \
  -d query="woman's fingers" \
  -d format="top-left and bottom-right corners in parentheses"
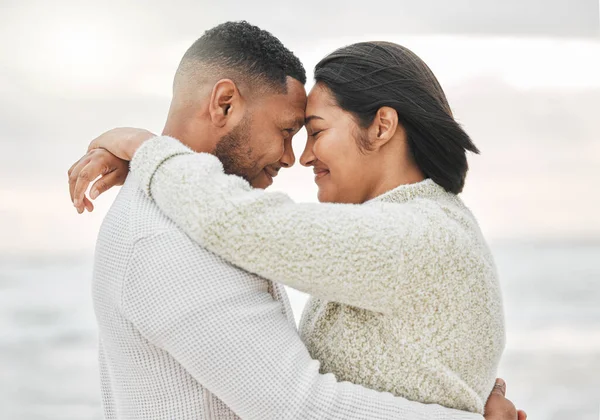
top-left (89, 168), bottom-right (127, 201)
top-left (68, 147), bottom-right (129, 213)
top-left (68, 155), bottom-right (92, 208)
top-left (68, 128), bottom-right (148, 213)
top-left (83, 196), bottom-right (94, 213)
top-left (72, 154), bottom-right (111, 210)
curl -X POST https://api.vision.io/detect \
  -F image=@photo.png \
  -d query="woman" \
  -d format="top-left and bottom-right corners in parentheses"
top-left (72, 42), bottom-right (505, 414)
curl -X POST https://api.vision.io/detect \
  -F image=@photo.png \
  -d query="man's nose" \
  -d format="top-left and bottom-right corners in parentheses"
top-left (280, 144), bottom-right (296, 168)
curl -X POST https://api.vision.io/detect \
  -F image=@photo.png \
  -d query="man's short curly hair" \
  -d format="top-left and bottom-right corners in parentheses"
top-left (177, 21), bottom-right (306, 93)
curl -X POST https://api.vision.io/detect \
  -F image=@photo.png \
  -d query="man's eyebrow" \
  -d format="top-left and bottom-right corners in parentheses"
top-left (282, 117), bottom-right (304, 133)
top-left (294, 116), bottom-right (305, 130)
top-left (305, 115), bottom-right (324, 124)
top-left (283, 117), bottom-right (305, 132)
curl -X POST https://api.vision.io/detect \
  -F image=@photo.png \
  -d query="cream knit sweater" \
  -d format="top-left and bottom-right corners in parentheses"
top-left (130, 136), bottom-right (506, 414)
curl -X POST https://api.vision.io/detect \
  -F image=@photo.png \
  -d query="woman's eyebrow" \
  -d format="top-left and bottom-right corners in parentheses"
top-left (305, 115), bottom-right (324, 124)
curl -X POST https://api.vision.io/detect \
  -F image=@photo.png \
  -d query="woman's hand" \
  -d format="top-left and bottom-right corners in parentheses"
top-left (87, 127), bottom-right (156, 161)
top-left (67, 127), bottom-right (156, 213)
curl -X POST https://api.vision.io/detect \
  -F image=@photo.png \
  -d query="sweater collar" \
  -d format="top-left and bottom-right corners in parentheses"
top-left (366, 178), bottom-right (447, 205)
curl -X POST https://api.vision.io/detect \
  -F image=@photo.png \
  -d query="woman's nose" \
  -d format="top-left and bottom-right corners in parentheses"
top-left (300, 138), bottom-right (316, 167)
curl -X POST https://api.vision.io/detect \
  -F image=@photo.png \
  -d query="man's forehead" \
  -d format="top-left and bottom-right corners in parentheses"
top-left (261, 80), bottom-right (306, 128)
top-left (285, 77), bottom-right (308, 110)
top-left (278, 111), bottom-right (305, 130)
top-left (276, 98), bottom-right (306, 128)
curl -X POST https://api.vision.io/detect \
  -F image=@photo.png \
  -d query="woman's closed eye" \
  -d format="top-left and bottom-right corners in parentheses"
top-left (310, 130), bottom-right (324, 138)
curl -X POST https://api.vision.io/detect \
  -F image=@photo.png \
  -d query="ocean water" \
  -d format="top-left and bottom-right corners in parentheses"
top-left (0, 242), bottom-right (598, 419)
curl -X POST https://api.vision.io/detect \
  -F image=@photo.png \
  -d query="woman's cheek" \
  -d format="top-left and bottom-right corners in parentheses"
top-left (312, 137), bottom-right (326, 162)
top-left (319, 133), bottom-right (345, 167)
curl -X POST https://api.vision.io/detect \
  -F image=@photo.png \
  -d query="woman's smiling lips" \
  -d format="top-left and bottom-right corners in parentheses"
top-left (313, 168), bottom-right (330, 182)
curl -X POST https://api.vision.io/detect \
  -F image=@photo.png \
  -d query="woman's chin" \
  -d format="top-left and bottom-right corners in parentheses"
top-left (317, 187), bottom-right (335, 203)
top-left (317, 187), bottom-right (330, 203)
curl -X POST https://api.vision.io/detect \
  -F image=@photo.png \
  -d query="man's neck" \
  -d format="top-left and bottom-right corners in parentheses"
top-left (162, 121), bottom-right (217, 155)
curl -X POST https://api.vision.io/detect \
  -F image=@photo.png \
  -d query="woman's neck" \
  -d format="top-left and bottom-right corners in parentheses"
top-left (363, 161), bottom-right (425, 202)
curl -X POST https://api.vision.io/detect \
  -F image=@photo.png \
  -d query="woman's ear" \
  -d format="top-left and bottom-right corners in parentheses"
top-left (208, 79), bottom-right (243, 128)
top-left (370, 106), bottom-right (401, 150)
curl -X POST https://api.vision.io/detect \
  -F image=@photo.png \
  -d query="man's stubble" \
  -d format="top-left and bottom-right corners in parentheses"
top-left (214, 113), bottom-right (259, 184)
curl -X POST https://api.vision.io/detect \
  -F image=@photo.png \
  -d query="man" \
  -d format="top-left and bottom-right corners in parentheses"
top-left (68, 21), bottom-right (523, 419)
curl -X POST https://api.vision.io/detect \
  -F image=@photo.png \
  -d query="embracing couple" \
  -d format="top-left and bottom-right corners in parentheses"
top-left (68, 21), bottom-right (526, 420)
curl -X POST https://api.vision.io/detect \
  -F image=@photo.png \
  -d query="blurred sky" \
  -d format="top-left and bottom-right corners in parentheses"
top-left (0, 0), bottom-right (599, 255)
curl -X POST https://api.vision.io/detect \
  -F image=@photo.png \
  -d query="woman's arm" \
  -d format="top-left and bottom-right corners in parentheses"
top-left (129, 136), bottom-right (446, 315)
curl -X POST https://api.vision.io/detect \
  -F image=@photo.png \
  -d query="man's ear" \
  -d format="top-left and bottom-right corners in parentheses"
top-left (208, 79), bottom-right (243, 128)
top-left (369, 106), bottom-right (402, 150)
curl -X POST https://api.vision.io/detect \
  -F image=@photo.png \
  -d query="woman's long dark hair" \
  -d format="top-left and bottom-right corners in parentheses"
top-left (314, 41), bottom-right (479, 194)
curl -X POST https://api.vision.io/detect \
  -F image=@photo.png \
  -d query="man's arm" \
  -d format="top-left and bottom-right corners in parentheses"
top-left (122, 229), bottom-right (483, 420)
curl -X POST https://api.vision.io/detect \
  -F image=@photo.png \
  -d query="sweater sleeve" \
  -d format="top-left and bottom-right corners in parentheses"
top-left (122, 228), bottom-right (484, 420)
top-left (130, 136), bottom-right (448, 315)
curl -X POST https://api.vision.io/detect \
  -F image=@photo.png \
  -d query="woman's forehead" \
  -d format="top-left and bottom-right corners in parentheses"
top-left (306, 84), bottom-right (338, 118)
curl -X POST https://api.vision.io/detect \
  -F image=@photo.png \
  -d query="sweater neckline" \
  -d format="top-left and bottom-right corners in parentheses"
top-left (366, 178), bottom-right (447, 205)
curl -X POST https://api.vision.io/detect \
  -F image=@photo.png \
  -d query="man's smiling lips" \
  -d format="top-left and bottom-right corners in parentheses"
top-left (263, 168), bottom-right (279, 185)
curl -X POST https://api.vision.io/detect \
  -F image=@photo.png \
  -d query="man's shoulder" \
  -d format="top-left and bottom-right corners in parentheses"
top-left (103, 175), bottom-right (181, 241)
top-left (111, 178), bottom-right (234, 264)
top-left (101, 177), bottom-right (270, 289)
top-left (123, 221), bottom-right (272, 310)
top-left (96, 175), bottom-right (218, 271)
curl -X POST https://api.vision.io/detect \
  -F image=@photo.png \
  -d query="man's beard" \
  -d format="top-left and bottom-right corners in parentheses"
top-left (214, 114), bottom-right (259, 183)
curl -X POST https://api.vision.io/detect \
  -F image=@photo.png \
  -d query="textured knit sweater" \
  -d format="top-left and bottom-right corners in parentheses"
top-left (92, 149), bottom-right (487, 419)
top-left (130, 136), bottom-right (506, 415)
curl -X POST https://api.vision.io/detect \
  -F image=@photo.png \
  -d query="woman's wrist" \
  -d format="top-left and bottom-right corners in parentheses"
top-left (87, 127), bottom-right (156, 161)
top-left (128, 129), bottom-right (156, 160)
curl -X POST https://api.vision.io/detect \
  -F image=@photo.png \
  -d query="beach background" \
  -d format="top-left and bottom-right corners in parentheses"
top-left (1, 0), bottom-right (599, 419)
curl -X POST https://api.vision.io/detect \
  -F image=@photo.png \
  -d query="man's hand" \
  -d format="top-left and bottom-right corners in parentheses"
top-left (484, 378), bottom-right (527, 420)
top-left (67, 127), bottom-right (156, 213)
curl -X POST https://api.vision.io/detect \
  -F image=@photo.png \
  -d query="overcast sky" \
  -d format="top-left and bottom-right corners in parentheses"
top-left (0, 0), bottom-right (599, 255)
